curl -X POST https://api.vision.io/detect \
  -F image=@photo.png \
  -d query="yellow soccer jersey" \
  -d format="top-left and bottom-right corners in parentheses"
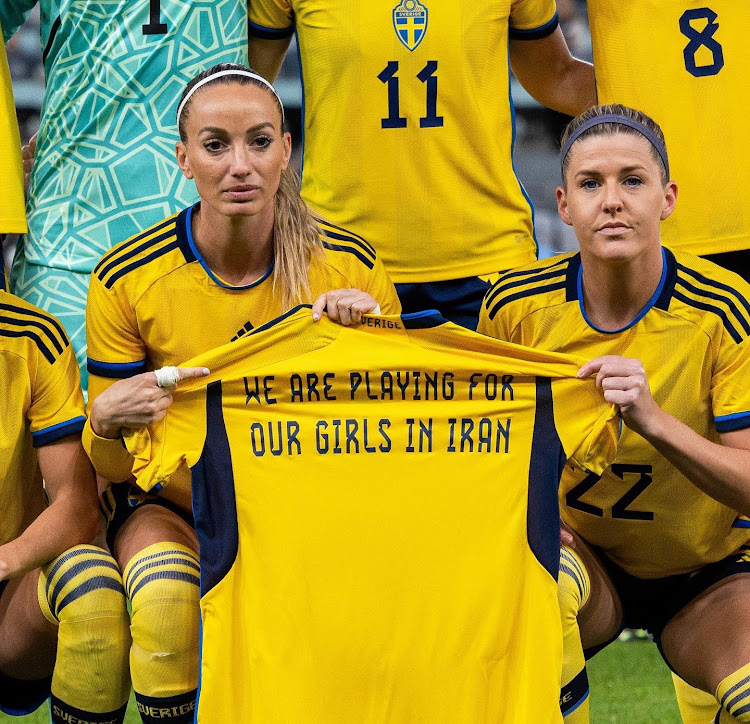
top-left (127, 308), bottom-right (618, 723)
top-left (0, 275), bottom-right (86, 547)
top-left (249, 0), bottom-right (560, 282)
top-left (479, 248), bottom-right (750, 578)
top-left (0, 24), bottom-right (26, 233)
top-left (84, 204), bottom-right (400, 488)
top-left (588, 0), bottom-right (750, 256)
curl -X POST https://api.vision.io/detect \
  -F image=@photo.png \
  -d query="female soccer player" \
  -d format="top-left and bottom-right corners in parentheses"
top-left (478, 104), bottom-right (750, 724)
top-left (82, 64), bottom-right (401, 724)
top-left (0, 275), bottom-right (130, 723)
top-left (248, 0), bottom-right (595, 330)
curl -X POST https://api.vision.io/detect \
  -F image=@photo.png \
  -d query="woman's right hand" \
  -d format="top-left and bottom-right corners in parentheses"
top-left (89, 367), bottom-right (209, 439)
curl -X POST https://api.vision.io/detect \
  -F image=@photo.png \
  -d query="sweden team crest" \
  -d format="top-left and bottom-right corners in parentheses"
top-left (393, 0), bottom-right (428, 51)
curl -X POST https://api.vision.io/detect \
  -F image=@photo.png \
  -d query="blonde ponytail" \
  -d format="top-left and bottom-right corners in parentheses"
top-left (272, 167), bottom-right (324, 311)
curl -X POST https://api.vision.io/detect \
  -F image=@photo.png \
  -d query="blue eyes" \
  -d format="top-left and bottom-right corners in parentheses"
top-left (579, 177), bottom-right (643, 189)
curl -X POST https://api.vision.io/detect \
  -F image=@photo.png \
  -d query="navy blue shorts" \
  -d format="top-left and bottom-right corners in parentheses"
top-left (102, 482), bottom-right (194, 553)
top-left (585, 545), bottom-right (750, 660)
top-left (395, 275), bottom-right (499, 331)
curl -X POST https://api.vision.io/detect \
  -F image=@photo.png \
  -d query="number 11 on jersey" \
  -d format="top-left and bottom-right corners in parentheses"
top-left (378, 60), bottom-right (444, 129)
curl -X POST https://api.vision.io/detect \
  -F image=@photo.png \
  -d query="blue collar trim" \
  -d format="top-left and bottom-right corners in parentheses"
top-left (185, 205), bottom-right (274, 290)
top-left (578, 247), bottom-right (668, 334)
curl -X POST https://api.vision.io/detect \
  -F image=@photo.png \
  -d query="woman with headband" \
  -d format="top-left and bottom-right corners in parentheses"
top-left (81, 63), bottom-right (401, 722)
top-left (478, 104), bottom-right (750, 724)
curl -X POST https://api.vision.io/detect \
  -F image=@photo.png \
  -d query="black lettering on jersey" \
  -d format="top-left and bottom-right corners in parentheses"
top-left (379, 419), bottom-right (392, 452)
top-left (610, 464), bottom-right (654, 521)
top-left (291, 372), bottom-right (337, 402)
top-left (446, 418), bottom-right (511, 453)
top-left (566, 465), bottom-right (654, 520)
top-left (565, 472), bottom-right (605, 517)
top-left (315, 418), bottom-right (391, 454)
top-left (358, 317), bottom-right (403, 330)
top-left (250, 421), bottom-right (301, 456)
top-left (502, 375), bottom-right (514, 401)
top-left (244, 375), bottom-right (276, 405)
top-left (467, 373), bottom-right (514, 401)
top-left (405, 418), bottom-right (433, 453)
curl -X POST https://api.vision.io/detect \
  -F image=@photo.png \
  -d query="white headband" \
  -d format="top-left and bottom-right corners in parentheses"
top-left (176, 69), bottom-right (285, 127)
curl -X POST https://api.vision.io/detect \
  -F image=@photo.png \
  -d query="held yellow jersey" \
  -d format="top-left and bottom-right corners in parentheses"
top-left (0, 22), bottom-right (26, 233)
top-left (84, 204), bottom-right (400, 488)
top-left (0, 275), bottom-right (86, 546)
top-left (249, 0), bottom-right (560, 282)
top-left (479, 248), bottom-right (750, 578)
top-left (587, 0), bottom-right (750, 256)
top-left (126, 308), bottom-right (618, 724)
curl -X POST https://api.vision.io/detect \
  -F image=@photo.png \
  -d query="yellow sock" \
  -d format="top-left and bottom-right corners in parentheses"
top-left (716, 662), bottom-right (750, 722)
top-left (38, 545), bottom-right (131, 723)
top-left (672, 672), bottom-right (718, 724)
top-left (559, 545), bottom-right (590, 723)
top-left (124, 542), bottom-right (201, 723)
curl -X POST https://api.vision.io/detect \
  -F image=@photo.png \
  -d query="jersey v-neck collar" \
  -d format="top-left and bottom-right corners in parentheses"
top-left (565, 247), bottom-right (677, 334)
top-left (176, 204), bottom-right (274, 290)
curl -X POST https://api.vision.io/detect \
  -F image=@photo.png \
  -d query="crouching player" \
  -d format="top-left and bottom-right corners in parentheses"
top-left (0, 272), bottom-right (130, 722)
top-left (479, 104), bottom-right (750, 723)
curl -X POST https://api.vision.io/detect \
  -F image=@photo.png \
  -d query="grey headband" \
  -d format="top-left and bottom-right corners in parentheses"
top-left (561, 114), bottom-right (669, 181)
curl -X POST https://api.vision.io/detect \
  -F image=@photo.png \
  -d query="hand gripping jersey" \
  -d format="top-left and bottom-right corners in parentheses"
top-left (127, 308), bottom-right (618, 723)
top-left (249, 0), bottom-right (560, 283)
top-left (0, 274), bottom-right (86, 547)
top-left (84, 205), bottom-right (401, 488)
top-left (0, 20), bottom-right (26, 233)
top-left (0, 0), bottom-right (248, 272)
top-left (587, 0), bottom-right (750, 256)
top-left (479, 248), bottom-right (750, 578)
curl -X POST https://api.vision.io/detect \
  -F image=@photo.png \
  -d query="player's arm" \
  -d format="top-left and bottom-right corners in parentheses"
top-left (0, 0), bottom-right (37, 41)
top-left (248, 36), bottom-right (292, 82)
top-left (247, 0), bottom-right (294, 81)
top-left (579, 356), bottom-right (750, 516)
top-left (0, 436), bottom-right (99, 582)
top-left (509, 26), bottom-right (595, 117)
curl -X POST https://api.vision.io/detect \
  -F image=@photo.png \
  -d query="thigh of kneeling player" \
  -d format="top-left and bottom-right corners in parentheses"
top-left (0, 571), bottom-right (58, 679)
top-left (661, 570), bottom-right (750, 694)
top-left (113, 500), bottom-right (198, 571)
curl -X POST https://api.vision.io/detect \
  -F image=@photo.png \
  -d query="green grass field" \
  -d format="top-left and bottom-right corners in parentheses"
top-left (0, 639), bottom-right (683, 723)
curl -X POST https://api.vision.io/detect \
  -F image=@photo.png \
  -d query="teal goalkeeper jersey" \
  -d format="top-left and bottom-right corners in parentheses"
top-left (0, 0), bottom-right (248, 272)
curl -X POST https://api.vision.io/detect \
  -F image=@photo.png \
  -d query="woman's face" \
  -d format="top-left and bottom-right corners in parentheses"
top-left (176, 81), bottom-right (291, 221)
top-left (557, 132), bottom-right (677, 265)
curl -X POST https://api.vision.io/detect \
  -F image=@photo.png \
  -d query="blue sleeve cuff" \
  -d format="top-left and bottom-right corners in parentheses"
top-left (248, 20), bottom-right (295, 39)
top-left (715, 411), bottom-right (750, 433)
top-left (509, 12), bottom-right (559, 40)
top-left (32, 416), bottom-right (86, 447)
top-left (87, 357), bottom-right (147, 379)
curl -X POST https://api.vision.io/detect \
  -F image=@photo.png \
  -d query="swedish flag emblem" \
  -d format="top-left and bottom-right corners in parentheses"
top-left (393, 0), bottom-right (428, 51)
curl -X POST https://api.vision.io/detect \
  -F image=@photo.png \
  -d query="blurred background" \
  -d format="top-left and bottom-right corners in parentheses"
top-left (6, 0), bottom-right (592, 258)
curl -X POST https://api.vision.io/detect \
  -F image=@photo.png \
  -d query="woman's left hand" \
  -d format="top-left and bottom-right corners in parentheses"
top-left (312, 288), bottom-right (381, 325)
